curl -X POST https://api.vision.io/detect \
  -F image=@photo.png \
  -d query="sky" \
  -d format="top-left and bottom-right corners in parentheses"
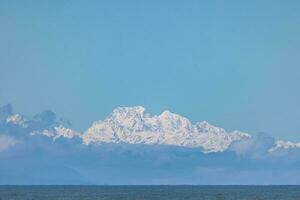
top-left (1, 1), bottom-right (300, 185)
top-left (1, 0), bottom-right (300, 142)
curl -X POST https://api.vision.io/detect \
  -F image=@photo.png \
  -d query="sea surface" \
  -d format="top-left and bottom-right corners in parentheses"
top-left (0, 186), bottom-right (300, 200)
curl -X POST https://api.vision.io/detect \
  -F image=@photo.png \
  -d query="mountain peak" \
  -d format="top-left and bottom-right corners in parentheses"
top-left (110, 106), bottom-right (146, 117)
top-left (6, 114), bottom-right (28, 128)
top-left (103, 106), bottom-right (148, 132)
top-left (158, 110), bottom-right (192, 131)
top-left (197, 121), bottom-right (210, 127)
top-left (160, 110), bottom-right (172, 115)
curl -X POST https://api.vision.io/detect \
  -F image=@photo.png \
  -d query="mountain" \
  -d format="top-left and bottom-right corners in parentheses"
top-left (1, 104), bottom-right (300, 184)
top-left (81, 106), bottom-right (250, 152)
top-left (269, 140), bottom-right (300, 152)
top-left (31, 125), bottom-right (80, 140)
top-left (1, 104), bottom-right (300, 154)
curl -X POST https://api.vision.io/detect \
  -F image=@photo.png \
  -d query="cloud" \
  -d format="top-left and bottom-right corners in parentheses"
top-left (229, 133), bottom-right (275, 159)
top-left (0, 134), bottom-right (18, 152)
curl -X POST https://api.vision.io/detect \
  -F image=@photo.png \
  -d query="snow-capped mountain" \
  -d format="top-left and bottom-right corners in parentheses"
top-left (6, 114), bottom-right (29, 128)
top-left (30, 125), bottom-right (80, 140)
top-left (269, 140), bottom-right (300, 152)
top-left (2, 104), bottom-right (300, 154)
top-left (0, 104), bottom-right (78, 140)
top-left (82, 106), bottom-right (250, 152)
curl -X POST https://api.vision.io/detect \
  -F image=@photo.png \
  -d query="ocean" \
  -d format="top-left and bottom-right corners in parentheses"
top-left (0, 186), bottom-right (299, 200)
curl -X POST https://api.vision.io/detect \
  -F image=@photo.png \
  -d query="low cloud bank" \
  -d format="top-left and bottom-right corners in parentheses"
top-left (0, 134), bottom-right (18, 152)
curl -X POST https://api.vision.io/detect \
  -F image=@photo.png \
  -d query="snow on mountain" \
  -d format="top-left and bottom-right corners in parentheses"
top-left (6, 114), bottom-right (29, 128)
top-left (30, 125), bottom-right (80, 140)
top-left (82, 106), bottom-right (250, 152)
top-left (269, 140), bottom-right (300, 152)
top-left (3, 104), bottom-right (300, 154)
top-left (0, 104), bottom-right (79, 140)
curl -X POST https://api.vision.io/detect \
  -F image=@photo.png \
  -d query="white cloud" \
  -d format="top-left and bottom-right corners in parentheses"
top-left (229, 134), bottom-right (275, 159)
top-left (0, 134), bottom-right (18, 152)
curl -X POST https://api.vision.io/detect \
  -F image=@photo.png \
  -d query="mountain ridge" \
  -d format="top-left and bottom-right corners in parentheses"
top-left (2, 104), bottom-right (300, 153)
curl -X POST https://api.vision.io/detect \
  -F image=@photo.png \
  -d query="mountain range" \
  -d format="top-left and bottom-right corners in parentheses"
top-left (2, 104), bottom-right (300, 184)
top-left (3, 104), bottom-right (299, 154)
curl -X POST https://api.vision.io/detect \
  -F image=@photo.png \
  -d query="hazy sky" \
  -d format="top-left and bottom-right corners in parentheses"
top-left (1, 0), bottom-right (300, 141)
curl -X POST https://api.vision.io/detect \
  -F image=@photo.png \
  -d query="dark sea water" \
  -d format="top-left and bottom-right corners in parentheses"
top-left (0, 186), bottom-right (300, 200)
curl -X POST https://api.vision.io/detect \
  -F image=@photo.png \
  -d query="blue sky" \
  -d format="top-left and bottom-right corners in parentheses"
top-left (1, 0), bottom-right (300, 141)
